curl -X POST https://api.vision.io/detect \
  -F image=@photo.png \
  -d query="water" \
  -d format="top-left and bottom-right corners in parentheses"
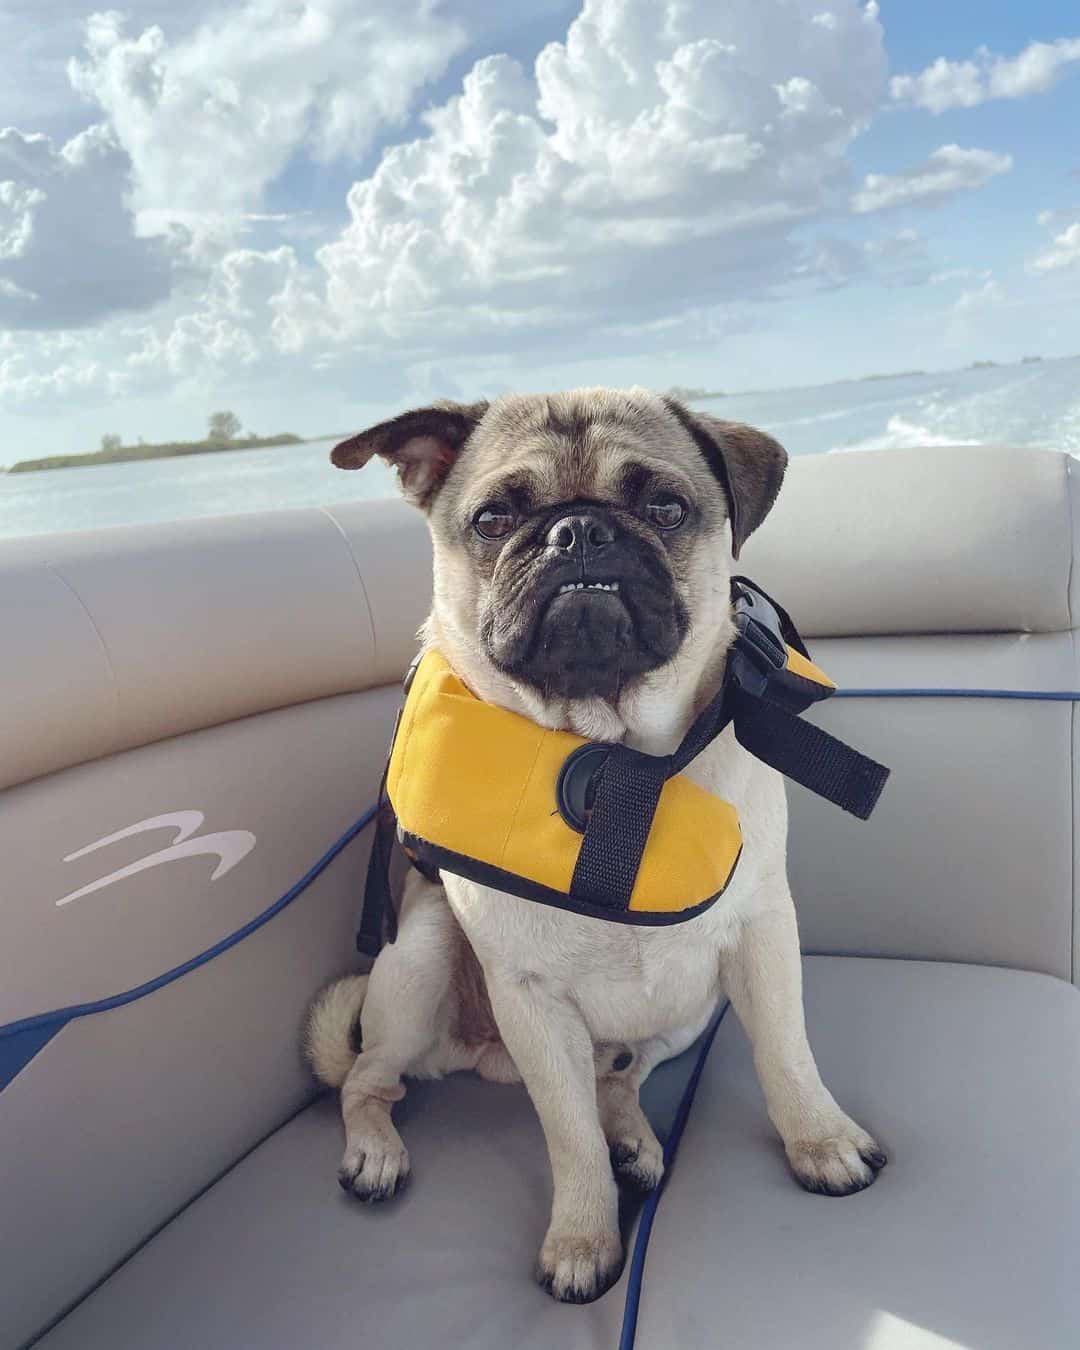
top-left (2, 355), bottom-right (1078, 539)
top-left (0, 437), bottom-right (399, 539)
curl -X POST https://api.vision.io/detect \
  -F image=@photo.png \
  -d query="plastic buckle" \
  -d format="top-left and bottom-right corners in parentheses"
top-left (732, 584), bottom-right (787, 675)
top-left (556, 743), bottom-right (614, 833)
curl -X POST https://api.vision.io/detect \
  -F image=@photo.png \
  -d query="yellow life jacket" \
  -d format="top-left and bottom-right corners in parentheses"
top-left (358, 578), bottom-right (888, 950)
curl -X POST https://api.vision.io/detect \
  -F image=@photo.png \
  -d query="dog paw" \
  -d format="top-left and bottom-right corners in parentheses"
top-left (536, 1228), bottom-right (624, 1304)
top-left (337, 1136), bottom-right (410, 1203)
top-left (786, 1117), bottom-right (887, 1197)
top-left (610, 1130), bottom-right (665, 1192)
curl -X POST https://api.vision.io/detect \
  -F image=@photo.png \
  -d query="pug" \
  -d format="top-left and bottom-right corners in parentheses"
top-left (306, 388), bottom-right (886, 1304)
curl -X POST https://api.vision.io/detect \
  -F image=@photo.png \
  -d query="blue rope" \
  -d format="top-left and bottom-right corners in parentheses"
top-left (618, 1001), bottom-right (732, 1350)
top-left (0, 806), bottom-right (378, 1048)
top-left (835, 688), bottom-right (1080, 701)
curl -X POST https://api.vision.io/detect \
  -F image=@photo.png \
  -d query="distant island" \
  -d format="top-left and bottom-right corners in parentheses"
top-left (9, 426), bottom-right (304, 474)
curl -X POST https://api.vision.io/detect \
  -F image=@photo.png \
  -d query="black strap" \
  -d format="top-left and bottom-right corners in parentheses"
top-left (730, 687), bottom-right (888, 820)
top-left (356, 795), bottom-right (398, 957)
top-left (668, 685), bottom-right (733, 776)
top-left (569, 746), bottom-right (670, 909)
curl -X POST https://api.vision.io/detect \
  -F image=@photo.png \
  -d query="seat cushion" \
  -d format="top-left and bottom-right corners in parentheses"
top-left (32, 1030), bottom-right (705, 1350)
top-left (632, 957), bottom-right (1080, 1350)
top-left (37, 959), bottom-right (1080, 1350)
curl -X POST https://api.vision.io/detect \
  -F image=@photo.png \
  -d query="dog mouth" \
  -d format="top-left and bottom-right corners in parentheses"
top-left (554, 579), bottom-right (621, 596)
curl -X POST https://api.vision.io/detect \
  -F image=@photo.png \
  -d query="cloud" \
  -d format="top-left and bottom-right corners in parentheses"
top-left (953, 277), bottom-right (1005, 313)
top-left (1030, 219), bottom-right (1080, 273)
top-left (928, 267), bottom-right (985, 285)
top-left (851, 144), bottom-right (1012, 214)
top-left (0, 123), bottom-right (173, 329)
top-left (270, 0), bottom-right (887, 360)
top-left (891, 37), bottom-right (1080, 113)
top-left (67, 1), bottom-right (467, 238)
top-left (793, 227), bottom-right (931, 291)
top-left (0, 179), bottom-right (45, 261)
top-left (0, 0), bottom-right (895, 413)
top-left (863, 226), bottom-right (932, 285)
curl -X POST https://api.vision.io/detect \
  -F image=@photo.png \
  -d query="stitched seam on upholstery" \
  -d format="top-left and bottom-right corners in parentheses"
top-left (1065, 458), bottom-right (1077, 985)
top-left (43, 560), bottom-right (122, 743)
top-left (1065, 456), bottom-right (1075, 632)
top-left (1069, 694), bottom-right (1077, 984)
top-left (319, 506), bottom-right (380, 676)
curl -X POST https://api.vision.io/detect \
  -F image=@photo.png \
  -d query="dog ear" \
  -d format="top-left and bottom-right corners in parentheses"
top-left (331, 400), bottom-right (489, 509)
top-left (663, 399), bottom-right (787, 558)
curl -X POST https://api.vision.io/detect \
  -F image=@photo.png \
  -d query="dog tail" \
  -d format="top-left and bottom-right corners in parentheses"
top-left (304, 974), bottom-right (370, 1088)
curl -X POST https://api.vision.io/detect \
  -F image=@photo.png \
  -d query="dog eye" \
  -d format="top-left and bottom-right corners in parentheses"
top-left (473, 502), bottom-right (516, 540)
top-left (646, 496), bottom-right (687, 530)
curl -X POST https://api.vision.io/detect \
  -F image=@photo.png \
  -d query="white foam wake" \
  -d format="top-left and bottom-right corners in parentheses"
top-left (829, 415), bottom-right (983, 454)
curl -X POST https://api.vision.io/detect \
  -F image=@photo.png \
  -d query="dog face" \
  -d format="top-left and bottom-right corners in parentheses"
top-left (332, 388), bottom-right (786, 704)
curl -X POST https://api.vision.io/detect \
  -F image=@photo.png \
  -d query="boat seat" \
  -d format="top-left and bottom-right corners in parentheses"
top-left (33, 957), bottom-right (1080, 1350)
top-left (5, 446), bottom-right (1080, 1349)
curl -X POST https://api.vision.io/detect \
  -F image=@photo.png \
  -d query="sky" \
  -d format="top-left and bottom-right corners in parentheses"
top-left (1, 0), bottom-right (1079, 458)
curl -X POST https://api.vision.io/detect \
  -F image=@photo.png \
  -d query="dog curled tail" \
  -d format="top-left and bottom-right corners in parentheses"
top-left (305, 974), bottom-right (369, 1088)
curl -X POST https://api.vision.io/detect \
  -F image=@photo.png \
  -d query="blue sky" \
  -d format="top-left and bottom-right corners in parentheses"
top-left (1, 0), bottom-right (1079, 458)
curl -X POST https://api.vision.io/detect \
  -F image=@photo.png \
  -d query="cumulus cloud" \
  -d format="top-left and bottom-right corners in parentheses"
top-left (953, 277), bottom-right (1005, 313)
top-left (0, 124), bottom-right (173, 328)
top-left (67, 0), bottom-right (467, 236)
top-left (851, 144), bottom-right (1012, 214)
top-left (891, 37), bottom-right (1080, 114)
top-left (271, 0), bottom-right (887, 358)
top-left (1030, 220), bottom-right (1080, 273)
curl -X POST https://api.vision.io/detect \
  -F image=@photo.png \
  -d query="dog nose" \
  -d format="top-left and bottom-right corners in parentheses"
top-left (546, 513), bottom-right (616, 556)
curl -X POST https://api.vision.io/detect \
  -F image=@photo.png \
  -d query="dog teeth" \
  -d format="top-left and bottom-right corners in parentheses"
top-left (557, 581), bottom-right (621, 594)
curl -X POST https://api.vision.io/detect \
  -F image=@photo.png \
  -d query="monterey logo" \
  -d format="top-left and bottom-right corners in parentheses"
top-left (55, 811), bottom-right (256, 908)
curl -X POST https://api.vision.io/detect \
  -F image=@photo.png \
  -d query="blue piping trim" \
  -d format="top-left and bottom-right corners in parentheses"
top-left (616, 682), bottom-right (1079, 1345)
top-left (835, 688), bottom-right (1080, 701)
top-left (0, 807), bottom-right (378, 1069)
top-left (618, 1000), bottom-right (732, 1350)
top-left (0, 1022), bottom-right (65, 1094)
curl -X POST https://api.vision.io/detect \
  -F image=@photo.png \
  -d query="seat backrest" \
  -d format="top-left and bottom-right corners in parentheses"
top-left (2, 445), bottom-right (1075, 1345)
top-left (0, 502), bottom-right (431, 1349)
top-left (741, 446), bottom-right (1079, 986)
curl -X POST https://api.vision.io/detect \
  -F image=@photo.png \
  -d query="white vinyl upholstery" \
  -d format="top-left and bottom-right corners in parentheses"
top-left (741, 446), bottom-right (1077, 637)
top-left (3, 446), bottom-right (1080, 1349)
top-left (635, 958), bottom-right (1080, 1350)
top-left (0, 502), bottom-right (432, 792)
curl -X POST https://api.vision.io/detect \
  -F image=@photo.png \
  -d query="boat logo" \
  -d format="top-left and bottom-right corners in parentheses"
top-left (55, 811), bottom-right (256, 907)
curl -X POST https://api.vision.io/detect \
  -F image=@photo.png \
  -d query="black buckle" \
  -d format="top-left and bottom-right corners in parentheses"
top-left (556, 743), bottom-right (614, 832)
top-left (732, 582), bottom-right (787, 673)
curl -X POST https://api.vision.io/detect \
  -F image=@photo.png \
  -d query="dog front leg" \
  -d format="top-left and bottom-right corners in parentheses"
top-left (485, 972), bottom-right (622, 1304)
top-left (720, 900), bottom-right (887, 1195)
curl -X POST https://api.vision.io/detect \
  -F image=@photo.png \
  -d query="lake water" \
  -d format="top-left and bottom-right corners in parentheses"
top-left (2, 355), bottom-right (1078, 539)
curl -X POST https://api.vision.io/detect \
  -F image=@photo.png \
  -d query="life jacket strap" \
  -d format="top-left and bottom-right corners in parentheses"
top-left (729, 686), bottom-right (888, 820)
top-left (357, 797), bottom-right (398, 957)
top-left (568, 744), bottom-right (670, 910)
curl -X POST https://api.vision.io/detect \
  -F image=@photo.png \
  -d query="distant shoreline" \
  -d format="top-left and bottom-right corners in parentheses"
top-left (7, 433), bottom-right (308, 474)
top-left (685, 354), bottom-right (1066, 405)
top-left (5, 350), bottom-right (1076, 474)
